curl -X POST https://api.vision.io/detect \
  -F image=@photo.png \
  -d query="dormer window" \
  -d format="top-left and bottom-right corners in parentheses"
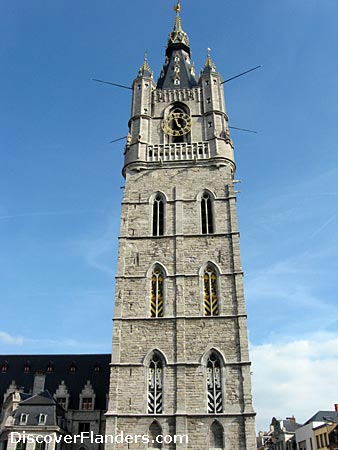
top-left (205, 80), bottom-right (210, 86)
top-left (208, 121), bottom-right (213, 128)
top-left (137, 84), bottom-right (141, 90)
top-left (207, 98), bottom-right (211, 104)
top-left (35, 442), bottom-right (46, 450)
top-left (94, 364), bottom-right (101, 373)
top-left (16, 442), bottom-right (27, 450)
top-left (174, 79), bottom-right (180, 85)
top-left (79, 381), bottom-right (96, 410)
top-left (20, 414), bottom-right (28, 425)
top-left (56, 397), bottom-right (67, 409)
top-left (24, 362), bottom-right (30, 373)
top-left (47, 361), bottom-right (53, 373)
top-left (81, 397), bottom-right (93, 410)
top-left (1, 361), bottom-right (8, 373)
top-left (38, 414), bottom-right (47, 425)
top-left (69, 362), bottom-right (76, 373)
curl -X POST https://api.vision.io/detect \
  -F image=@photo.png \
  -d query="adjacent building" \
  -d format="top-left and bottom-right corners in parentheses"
top-left (295, 411), bottom-right (338, 450)
top-left (0, 355), bottom-right (110, 450)
top-left (269, 417), bottom-right (301, 450)
top-left (259, 411), bottom-right (338, 450)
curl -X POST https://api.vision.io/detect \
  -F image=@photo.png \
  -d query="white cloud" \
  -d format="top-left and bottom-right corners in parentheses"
top-left (251, 333), bottom-right (338, 432)
top-left (0, 331), bottom-right (24, 346)
top-left (246, 247), bottom-right (338, 342)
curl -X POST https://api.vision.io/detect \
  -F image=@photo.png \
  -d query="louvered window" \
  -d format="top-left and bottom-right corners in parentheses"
top-left (150, 267), bottom-right (164, 317)
top-left (207, 353), bottom-right (223, 413)
top-left (203, 265), bottom-right (219, 316)
top-left (148, 355), bottom-right (163, 414)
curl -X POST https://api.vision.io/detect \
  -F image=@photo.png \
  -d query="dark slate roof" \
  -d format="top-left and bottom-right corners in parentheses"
top-left (19, 393), bottom-right (32, 402)
top-left (14, 390), bottom-right (67, 428)
top-left (0, 354), bottom-right (110, 411)
top-left (20, 390), bottom-right (57, 405)
top-left (305, 411), bottom-right (338, 425)
top-left (157, 14), bottom-right (198, 90)
top-left (157, 47), bottom-right (197, 90)
top-left (283, 419), bottom-right (302, 432)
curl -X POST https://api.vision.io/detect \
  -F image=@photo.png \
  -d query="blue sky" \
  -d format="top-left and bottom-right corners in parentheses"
top-left (1, 0), bottom-right (338, 431)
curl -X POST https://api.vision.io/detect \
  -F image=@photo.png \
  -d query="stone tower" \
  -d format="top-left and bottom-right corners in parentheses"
top-left (106, 2), bottom-right (256, 449)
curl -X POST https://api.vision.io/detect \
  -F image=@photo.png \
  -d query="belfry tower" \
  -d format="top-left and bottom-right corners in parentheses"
top-left (106, 2), bottom-right (256, 449)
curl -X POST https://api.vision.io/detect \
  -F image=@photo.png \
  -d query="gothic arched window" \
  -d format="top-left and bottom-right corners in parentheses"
top-left (148, 421), bottom-right (162, 449)
top-left (152, 194), bottom-right (165, 236)
top-left (203, 265), bottom-right (219, 316)
top-left (201, 191), bottom-right (214, 234)
top-left (150, 266), bottom-right (164, 318)
top-left (207, 353), bottom-right (223, 413)
top-left (210, 421), bottom-right (224, 449)
top-left (148, 355), bottom-right (163, 414)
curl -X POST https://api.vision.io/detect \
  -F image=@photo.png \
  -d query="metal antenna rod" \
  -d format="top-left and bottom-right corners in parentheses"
top-left (109, 136), bottom-right (127, 144)
top-left (92, 78), bottom-right (132, 90)
top-left (221, 65), bottom-right (261, 85)
top-left (229, 126), bottom-right (257, 134)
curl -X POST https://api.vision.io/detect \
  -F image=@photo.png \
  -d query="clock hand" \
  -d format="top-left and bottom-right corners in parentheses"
top-left (174, 117), bottom-right (182, 128)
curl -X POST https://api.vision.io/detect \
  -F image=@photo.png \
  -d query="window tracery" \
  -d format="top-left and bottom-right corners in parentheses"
top-left (148, 355), bottom-right (163, 414)
top-left (207, 353), bottom-right (223, 413)
top-left (203, 265), bottom-right (219, 316)
top-left (150, 267), bottom-right (164, 318)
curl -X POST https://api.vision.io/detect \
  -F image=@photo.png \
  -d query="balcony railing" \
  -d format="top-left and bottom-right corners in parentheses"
top-left (147, 142), bottom-right (210, 162)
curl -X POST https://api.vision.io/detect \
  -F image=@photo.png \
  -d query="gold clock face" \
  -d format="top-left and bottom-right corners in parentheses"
top-left (162, 112), bottom-right (191, 136)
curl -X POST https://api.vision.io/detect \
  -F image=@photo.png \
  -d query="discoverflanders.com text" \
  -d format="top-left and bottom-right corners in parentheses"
top-left (11, 431), bottom-right (189, 446)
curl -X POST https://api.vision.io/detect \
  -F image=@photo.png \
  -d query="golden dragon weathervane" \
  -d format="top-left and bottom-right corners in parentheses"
top-left (174, 0), bottom-right (181, 14)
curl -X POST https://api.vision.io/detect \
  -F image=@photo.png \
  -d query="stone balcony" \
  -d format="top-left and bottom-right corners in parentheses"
top-left (147, 142), bottom-right (210, 162)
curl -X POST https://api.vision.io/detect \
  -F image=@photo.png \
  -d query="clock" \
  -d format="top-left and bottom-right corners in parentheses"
top-left (162, 112), bottom-right (191, 136)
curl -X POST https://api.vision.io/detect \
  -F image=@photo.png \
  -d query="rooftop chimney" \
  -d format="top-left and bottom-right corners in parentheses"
top-left (334, 404), bottom-right (338, 412)
top-left (286, 416), bottom-right (296, 422)
top-left (33, 372), bottom-right (46, 395)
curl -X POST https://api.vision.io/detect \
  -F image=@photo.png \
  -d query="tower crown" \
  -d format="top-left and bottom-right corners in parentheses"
top-left (124, 1), bottom-right (235, 178)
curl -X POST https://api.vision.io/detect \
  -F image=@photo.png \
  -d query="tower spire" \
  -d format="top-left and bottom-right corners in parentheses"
top-left (203, 47), bottom-right (217, 73)
top-left (168, 0), bottom-right (189, 50)
top-left (137, 50), bottom-right (153, 78)
top-left (157, 0), bottom-right (197, 89)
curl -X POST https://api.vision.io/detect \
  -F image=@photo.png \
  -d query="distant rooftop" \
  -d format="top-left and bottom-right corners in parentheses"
top-left (304, 411), bottom-right (338, 425)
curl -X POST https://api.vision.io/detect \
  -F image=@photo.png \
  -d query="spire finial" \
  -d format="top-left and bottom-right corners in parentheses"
top-left (204, 47), bottom-right (217, 72)
top-left (174, 0), bottom-right (181, 15)
top-left (138, 50), bottom-right (153, 78)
